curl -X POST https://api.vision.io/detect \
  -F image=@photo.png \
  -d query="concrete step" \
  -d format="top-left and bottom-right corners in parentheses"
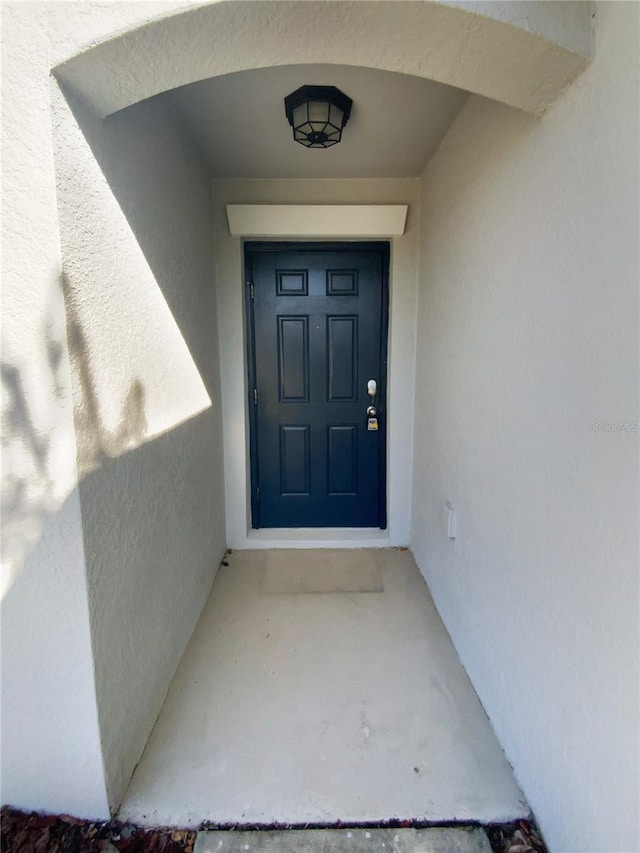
top-left (195, 826), bottom-right (493, 853)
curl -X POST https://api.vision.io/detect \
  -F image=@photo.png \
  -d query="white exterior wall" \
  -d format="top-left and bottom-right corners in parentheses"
top-left (2, 2), bottom-right (224, 816)
top-left (411, 4), bottom-right (639, 851)
top-left (212, 179), bottom-right (419, 549)
top-left (54, 89), bottom-right (226, 809)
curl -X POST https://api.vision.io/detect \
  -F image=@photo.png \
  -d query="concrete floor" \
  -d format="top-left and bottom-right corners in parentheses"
top-left (194, 827), bottom-right (493, 852)
top-left (119, 549), bottom-right (528, 828)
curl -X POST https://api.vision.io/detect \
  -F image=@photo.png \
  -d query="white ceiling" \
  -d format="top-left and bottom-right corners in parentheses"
top-left (167, 64), bottom-right (469, 179)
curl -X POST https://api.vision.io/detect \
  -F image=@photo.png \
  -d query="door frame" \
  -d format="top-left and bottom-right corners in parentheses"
top-left (243, 240), bottom-right (390, 530)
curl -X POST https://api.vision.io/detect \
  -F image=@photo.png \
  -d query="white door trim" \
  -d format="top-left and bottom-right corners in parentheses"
top-left (226, 204), bottom-right (408, 238)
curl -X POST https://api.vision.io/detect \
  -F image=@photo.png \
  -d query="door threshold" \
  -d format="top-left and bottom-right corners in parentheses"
top-left (242, 528), bottom-right (394, 549)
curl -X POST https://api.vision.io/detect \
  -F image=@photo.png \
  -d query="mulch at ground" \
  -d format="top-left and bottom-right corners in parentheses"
top-left (2, 807), bottom-right (547, 853)
top-left (486, 819), bottom-right (548, 853)
top-left (1, 807), bottom-right (195, 853)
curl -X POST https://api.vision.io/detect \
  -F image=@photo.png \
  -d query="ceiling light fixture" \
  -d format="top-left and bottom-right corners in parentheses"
top-left (284, 85), bottom-right (353, 149)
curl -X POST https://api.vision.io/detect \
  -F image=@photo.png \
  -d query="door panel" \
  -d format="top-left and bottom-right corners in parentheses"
top-left (279, 425), bottom-right (310, 495)
top-left (278, 316), bottom-right (309, 401)
top-left (245, 242), bottom-right (388, 528)
top-left (327, 315), bottom-right (357, 401)
top-left (327, 425), bottom-right (358, 495)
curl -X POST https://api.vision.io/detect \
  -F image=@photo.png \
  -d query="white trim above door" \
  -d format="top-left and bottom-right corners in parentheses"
top-left (226, 204), bottom-right (408, 237)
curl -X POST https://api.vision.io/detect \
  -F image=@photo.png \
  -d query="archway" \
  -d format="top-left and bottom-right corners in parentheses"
top-left (49, 0), bottom-right (593, 815)
top-left (54, 0), bottom-right (591, 118)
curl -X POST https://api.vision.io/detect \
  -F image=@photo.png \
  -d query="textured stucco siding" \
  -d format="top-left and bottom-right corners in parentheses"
top-left (54, 90), bottom-right (226, 809)
top-left (54, 1), bottom-right (593, 119)
top-left (411, 3), bottom-right (639, 851)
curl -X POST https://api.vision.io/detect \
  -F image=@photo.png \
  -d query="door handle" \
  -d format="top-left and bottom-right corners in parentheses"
top-left (366, 380), bottom-right (379, 432)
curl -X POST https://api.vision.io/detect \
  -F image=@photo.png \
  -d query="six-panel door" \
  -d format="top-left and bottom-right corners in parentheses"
top-left (246, 243), bottom-right (388, 528)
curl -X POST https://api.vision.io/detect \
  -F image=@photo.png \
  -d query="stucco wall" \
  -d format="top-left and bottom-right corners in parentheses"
top-left (211, 178), bottom-right (419, 549)
top-left (1, 2), bottom-right (224, 816)
top-left (54, 90), bottom-right (226, 809)
top-left (55, 1), bottom-right (593, 119)
top-left (411, 3), bottom-right (639, 851)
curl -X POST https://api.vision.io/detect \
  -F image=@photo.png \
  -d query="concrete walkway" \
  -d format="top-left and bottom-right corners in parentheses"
top-left (195, 827), bottom-right (493, 853)
top-left (119, 549), bottom-right (528, 828)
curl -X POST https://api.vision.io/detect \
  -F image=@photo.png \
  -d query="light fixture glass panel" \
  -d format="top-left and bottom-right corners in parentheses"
top-left (308, 100), bottom-right (329, 123)
top-left (329, 103), bottom-right (344, 128)
top-left (293, 104), bottom-right (308, 127)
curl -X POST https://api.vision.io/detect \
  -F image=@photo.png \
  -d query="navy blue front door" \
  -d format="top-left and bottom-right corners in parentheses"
top-left (245, 242), bottom-right (389, 528)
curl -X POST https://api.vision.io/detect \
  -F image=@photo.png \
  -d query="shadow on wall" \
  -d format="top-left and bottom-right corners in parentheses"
top-left (0, 400), bottom-right (218, 815)
top-left (53, 82), bottom-right (218, 473)
top-left (1, 286), bottom-right (64, 568)
top-left (62, 272), bottom-right (147, 478)
top-left (2, 81), bottom-right (224, 597)
top-left (49, 82), bottom-right (226, 808)
top-left (2, 356), bottom-right (55, 594)
top-left (3, 72), bottom-right (227, 815)
top-left (60, 87), bottom-right (220, 400)
top-left (69, 405), bottom-right (222, 806)
top-left (1, 264), bottom-right (222, 806)
top-left (2, 359), bottom-right (54, 537)
top-left (1, 275), bottom-right (149, 596)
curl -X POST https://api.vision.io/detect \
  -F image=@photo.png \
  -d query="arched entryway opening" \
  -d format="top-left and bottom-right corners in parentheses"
top-left (49, 0), bottom-right (592, 820)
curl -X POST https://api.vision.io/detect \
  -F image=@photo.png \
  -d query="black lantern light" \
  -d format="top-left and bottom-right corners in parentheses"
top-left (284, 85), bottom-right (353, 149)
